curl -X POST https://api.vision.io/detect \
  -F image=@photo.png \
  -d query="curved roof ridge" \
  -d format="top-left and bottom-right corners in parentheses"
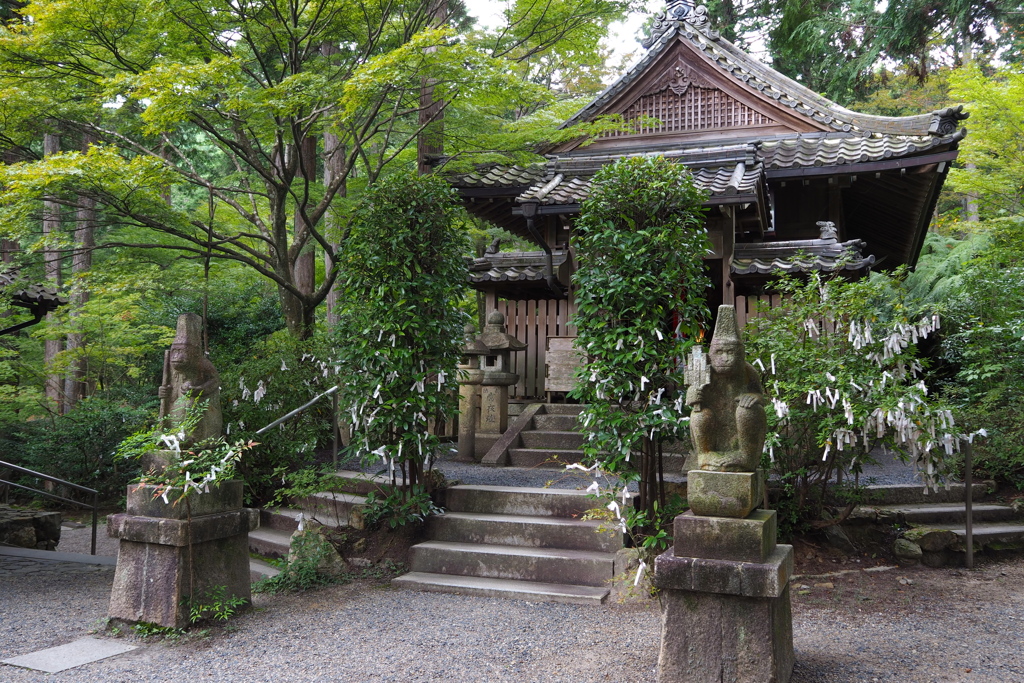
top-left (561, 5), bottom-right (968, 139)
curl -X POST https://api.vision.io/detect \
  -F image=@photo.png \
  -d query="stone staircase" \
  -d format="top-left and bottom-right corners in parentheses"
top-left (846, 482), bottom-right (1024, 566)
top-left (483, 404), bottom-right (588, 468)
top-left (393, 484), bottom-right (625, 604)
top-left (483, 403), bottom-right (689, 474)
top-left (248, 470), bottom-right (387, 559)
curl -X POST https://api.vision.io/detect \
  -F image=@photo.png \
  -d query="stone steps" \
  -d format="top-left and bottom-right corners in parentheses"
top-left (426, 511), bottom-right (619, 552)
top-left (531, 413), bottom-right (580, 431)
top-left (927, 521), bottom-right (1024, 551)
top-left (409, 540), bottom-right (617, 585)
top-left (392, 572), bottom-right (610, 605)
top-left (394, 484), bottom-right (623, 603)
top-left (445, 485), bottom-right (598, 517)
top-left (856, 502), bottom-right (1016, 525)
top-left (249, 486), bottom-right (369, 558)
top-left (520, 430), bottom-right (586, 450)
top-left (248, 526), bottom-right (294, 559)
top-left (834, 481), bottom-right (990, 506)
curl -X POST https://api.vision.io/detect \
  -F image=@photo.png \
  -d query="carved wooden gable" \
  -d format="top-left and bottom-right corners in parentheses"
top-left (573, 38), bottom-right (823, 150)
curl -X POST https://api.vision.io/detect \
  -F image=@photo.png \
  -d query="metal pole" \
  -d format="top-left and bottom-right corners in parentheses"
top-left (91, 490), bottom-right (98, 556)
top-left (965, 442), bottom-right (974, 570)
top-left (332, 390), bottom-right (339, 471)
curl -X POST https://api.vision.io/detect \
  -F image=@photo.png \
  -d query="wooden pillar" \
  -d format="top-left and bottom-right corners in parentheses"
top-left (721, 206), bottom-right (735, 307)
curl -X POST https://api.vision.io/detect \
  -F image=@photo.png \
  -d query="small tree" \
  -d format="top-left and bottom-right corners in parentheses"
top-left (571, 155), bottom-right (710, 544)
top-left (745, 271), bottom-right (971, 528)
top-left (334, 172), bottom-right (465, 499)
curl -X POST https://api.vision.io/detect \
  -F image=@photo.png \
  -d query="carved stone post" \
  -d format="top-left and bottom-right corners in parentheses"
top-left (655, 305), bottom-right (794, 683)
top-left (457, 324), bottom-right (487, 461)
top-left (475, 310), bottom-right (526, 458)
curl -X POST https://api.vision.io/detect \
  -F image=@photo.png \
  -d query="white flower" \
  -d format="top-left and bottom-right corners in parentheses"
top-left (281, 359), bottom-right (288, 371)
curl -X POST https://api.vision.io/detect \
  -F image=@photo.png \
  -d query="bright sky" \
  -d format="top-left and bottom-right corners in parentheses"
top-left (461, 0), bottom-right (660, 80)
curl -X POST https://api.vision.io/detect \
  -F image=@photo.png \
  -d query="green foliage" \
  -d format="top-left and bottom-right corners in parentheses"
top-left (0, 393), bottom-right (151, 502)
top-left (948, 64), bottom-right (1024, 218)
top-left (569, 154), bottom-right (710, 536)
top-left (219, 331), bottom-right (337, 505)
top-left (334, 172), bottom-right (466, 493)
top-left (915, 217), bottom-right (1024, 487)
top-left (184, 585), bottom-right (248, 625)
top-left (745, 271), bottom-right (965, 520)
top-left (363, 485), bottom-right (443, 530)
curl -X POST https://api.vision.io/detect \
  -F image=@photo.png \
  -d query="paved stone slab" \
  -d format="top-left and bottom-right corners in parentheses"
top-left (1, 637), bottom-right (137, 673)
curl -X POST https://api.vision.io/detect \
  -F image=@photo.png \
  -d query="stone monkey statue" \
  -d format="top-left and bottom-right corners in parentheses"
top-left (685, 305), bottom-right (766, 472)
top-left (158, 313), bottom-right (222, 444)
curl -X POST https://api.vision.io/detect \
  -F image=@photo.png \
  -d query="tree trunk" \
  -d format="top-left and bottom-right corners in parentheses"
top-left (323, 131), bottom-right (344, 328)
top-left (42, 128), bottom-right (63, 411)
top-left (416, 0), bottom-right (446, 176)
top-left (63, 136), bottom-right (96, 411)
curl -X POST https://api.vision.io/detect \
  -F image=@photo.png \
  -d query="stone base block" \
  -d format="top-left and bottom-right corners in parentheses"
top-left (126, 480), bottom-right (244, 520)
top-left (108, 531), bottom-right (253, 629)
top-left (657, 584), bottom-right (794, 683)
top-left (674, 509), bottom-right (776, 563)
top-left (688, 469), bottom-right (764, 518)
top-left (654, 544), bottom-right (793, 598)
top-left (108, 508), bottom-right (258, 547)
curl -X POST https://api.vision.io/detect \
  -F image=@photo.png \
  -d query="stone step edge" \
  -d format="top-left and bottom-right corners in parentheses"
top-left (448, 484), bottom-right (598, 497)
top-left (412, 539), bottom-right (617, 562)
top-left (392, 572), bottom-right (609, 605)
top-left (437, 511), bottom-right (608, 529)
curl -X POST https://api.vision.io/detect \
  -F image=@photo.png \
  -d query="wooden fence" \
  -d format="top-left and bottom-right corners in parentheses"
top-left (489, 296), bottom-right (577, 399)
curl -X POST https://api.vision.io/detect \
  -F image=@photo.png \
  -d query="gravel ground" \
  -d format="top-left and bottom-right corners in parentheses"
top-left (2, 555), bottom-right (1022, 682)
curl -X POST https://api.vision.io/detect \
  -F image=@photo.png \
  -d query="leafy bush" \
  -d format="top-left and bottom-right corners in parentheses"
top-left (333, 172), bottom-right (466, 495)
top-left (363, 485), bottom-right (442, 530)
top-left (219, 330), bottom-right (337, 505)
top-left (745, 271), bottom-right (968, 526)
top-left (569, 154), bottom-right (710, 544)
top-left (913, 218), bottom-right (1024, 487)
top-left (1, 392), bottom-right (153, 503)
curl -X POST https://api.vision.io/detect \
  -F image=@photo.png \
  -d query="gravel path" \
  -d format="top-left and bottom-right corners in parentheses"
top-left (2, 556), bottom-right (1022, 682)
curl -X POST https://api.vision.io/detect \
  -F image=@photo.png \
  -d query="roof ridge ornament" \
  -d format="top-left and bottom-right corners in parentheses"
top-left (642, 2), bottom-right (719, 49)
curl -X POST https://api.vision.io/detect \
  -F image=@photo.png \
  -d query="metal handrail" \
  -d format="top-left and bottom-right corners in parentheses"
top-left (0, 460), bottom-right (99, 555)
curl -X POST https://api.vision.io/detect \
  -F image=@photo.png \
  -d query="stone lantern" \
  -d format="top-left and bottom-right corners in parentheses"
top-left (475, 310), bottom-right (526, 458)
top-left (457, 323), bottom-right (489, 461)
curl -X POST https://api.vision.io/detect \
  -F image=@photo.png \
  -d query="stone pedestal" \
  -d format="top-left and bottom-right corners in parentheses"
top-left (457, 365), bottom-right (483, 461)
top-left (108, 480), bottom-right (258, 629)
top-left (654, 470), bottom-right (794, 683)
top-left (475, 371), bottom-right (519, 458)
top-left (688, 469), bottom-right (765, 518)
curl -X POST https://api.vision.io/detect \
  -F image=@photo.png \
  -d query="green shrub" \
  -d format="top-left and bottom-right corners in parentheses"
top-left (1, 393), bottom-right (152, 503)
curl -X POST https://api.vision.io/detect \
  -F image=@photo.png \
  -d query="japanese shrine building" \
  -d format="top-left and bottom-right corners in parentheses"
top-left (448, 3), bottom-right (967, 400)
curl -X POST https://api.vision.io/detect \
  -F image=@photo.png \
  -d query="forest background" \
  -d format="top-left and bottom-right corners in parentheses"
top-left (1, 0), bottom-right (1023, 512)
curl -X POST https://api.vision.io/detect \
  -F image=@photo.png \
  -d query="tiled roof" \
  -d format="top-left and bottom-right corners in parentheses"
top-left (468, 250), bottom-right (571, 285)
top-left (516, 161), bottom-right (760, 206)
top-left (759, 133), bottom-right (964, 170)
top-left (448, 164), bottom-right (547, 189)
top-left (451, 145), bottom-right (764, 207)
top-left (562, 5), bottom-right (968, 139)
top-left (0, 270), bottom-right (67, 311)
top-left (731, 238), bottom-right (875, 275)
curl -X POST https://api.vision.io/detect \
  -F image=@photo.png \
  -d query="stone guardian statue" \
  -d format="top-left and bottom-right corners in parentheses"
top-left (158, 312), bottom-right (222, 443)
top-left (685, 304), bottom-right (766, 471)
